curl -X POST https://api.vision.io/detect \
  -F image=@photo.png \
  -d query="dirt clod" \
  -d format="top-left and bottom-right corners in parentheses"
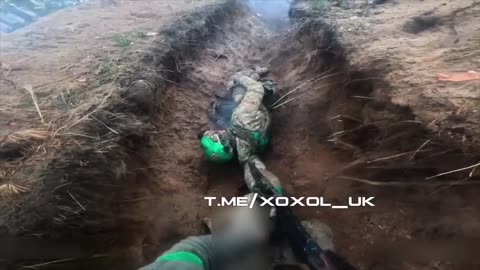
top-left (403, 15), bottom-right (441, 34)
top-left (123, 80), bottom-right (155, 114)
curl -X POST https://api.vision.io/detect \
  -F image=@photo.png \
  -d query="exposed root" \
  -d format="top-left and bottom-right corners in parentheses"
top-left (271, 68), bottom-right (336, 107)
top-left (366, 151), bottom-right (426, 164)
top-left (410, 139), bottom-right (432, 160)
top-left (426, 161), bottom-right (480, 180)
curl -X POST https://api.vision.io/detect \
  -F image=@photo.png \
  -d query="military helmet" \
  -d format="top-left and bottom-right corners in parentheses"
top-left (200, 130), bottom-right (234, 163)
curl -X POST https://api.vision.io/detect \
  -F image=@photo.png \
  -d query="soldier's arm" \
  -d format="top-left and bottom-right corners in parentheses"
top-left (139, 235), bottom-right (213, 270)
top-left (139, 212), bottom-right (271, 270)
top-left (243, 157), bottom-right (283, 195)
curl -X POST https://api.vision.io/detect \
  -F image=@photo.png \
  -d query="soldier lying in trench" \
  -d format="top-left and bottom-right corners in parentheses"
top-left (198, 66), bottom-right (283, 196)
top-left (138, 68), bottom-right (357, 270)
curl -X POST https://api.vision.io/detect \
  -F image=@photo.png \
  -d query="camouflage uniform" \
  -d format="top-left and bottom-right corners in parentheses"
top-left (227, 68), bottom-right (282, 193)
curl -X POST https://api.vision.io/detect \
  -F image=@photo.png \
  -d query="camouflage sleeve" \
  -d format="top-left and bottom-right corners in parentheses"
top-left (226, 66), bottom-right (269, 89)
top-left (139, 235), bottom-right (213, 270)
top-left (243, 157), bottom-right (282, 194)
top-left (139, 198), bottom-right (274, 270)
top-left (235, 136), bottom-right (256, 164)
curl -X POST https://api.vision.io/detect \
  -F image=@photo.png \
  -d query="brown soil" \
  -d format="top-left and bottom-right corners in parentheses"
top-left (128, 2), bottom-right (480, 269)
top-left (1, 0), bottom-right (480, 270)
top-left (125, 6), bottom-right (275, 263)
top-left (0, 0), bottom-right (219, 136)
top-left (325, 0), bottom-right (480, 152)
top-left (0, 0), bottom-right (224, 269)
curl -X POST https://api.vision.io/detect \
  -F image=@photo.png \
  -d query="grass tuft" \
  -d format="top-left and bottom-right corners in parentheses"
top-left (113, 34), bottom-right (131, 47)
top-left (0, 183), bottom-right (30, 199)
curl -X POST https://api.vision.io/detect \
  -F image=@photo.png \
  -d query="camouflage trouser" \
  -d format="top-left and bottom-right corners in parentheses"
top-left (232, 80), bottom-right (271, 163)
top-left (233, 111), bottom-right (270, 164)
top-left (243, 156), bottom-right (282, 193)
top-left (229, 71), bottom-right (281, 193)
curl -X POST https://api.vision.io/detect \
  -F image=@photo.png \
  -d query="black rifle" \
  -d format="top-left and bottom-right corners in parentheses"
top-left (248, 162), bottom-right (357, 270)
top-left (248, 162), bottom-right (329, 270)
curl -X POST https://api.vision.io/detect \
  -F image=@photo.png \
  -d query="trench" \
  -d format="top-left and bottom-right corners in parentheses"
top-left (122, 0), bottom-right (354, 266)
top-left (124, 0), bottom-right (356, 265)
top-left (116, 1), bottom-right (480, 269)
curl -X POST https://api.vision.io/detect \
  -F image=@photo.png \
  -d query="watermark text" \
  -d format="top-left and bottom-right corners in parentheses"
top-left (204, 195), bottom-right (375, 209)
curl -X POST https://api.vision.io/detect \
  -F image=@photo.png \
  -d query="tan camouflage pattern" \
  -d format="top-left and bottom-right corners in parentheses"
top-left (243, 156), bottom-right (281, 192)
top-left (231, 76), bottom-right (271, 163)
top-left (224, 67), bottom-right (281, 192)
top-left (226, 66), bottom-right (270, 91)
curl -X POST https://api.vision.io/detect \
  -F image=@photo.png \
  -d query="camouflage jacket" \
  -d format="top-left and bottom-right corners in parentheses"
top-left (231, 75), bottom-right (271, 164)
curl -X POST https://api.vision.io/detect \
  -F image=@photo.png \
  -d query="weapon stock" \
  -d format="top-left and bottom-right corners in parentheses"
top-left (248, 162), bottom-right (329, 270)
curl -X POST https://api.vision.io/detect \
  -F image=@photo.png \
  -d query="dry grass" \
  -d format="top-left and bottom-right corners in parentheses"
top-left (0, 0), bottom-right (234, 250)
top-left (0, 183), bottom-right (29, 199)
top-left (3, 128), bottom-right (49, 144)
top-left (0, 66), bottom-right (142, 243)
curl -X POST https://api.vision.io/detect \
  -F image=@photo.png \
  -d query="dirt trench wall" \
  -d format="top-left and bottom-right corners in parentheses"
top-left (272, 4), bottom-right (480, 270)
top-left (0, 0), bottom-right (234, 248)
top-left (289, 0), bottom-right (480, 182)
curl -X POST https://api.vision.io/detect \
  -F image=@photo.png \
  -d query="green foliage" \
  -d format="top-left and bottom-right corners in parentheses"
top-left (96, 56), bottom-right (120, 78)
top-left (113, 34), bottom-right (131, 47)
top-left (59, 88), bottom-right (88, 108)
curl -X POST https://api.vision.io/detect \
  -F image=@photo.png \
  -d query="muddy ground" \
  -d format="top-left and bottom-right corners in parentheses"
top-left (1, 0), bottom-right (480, 269)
